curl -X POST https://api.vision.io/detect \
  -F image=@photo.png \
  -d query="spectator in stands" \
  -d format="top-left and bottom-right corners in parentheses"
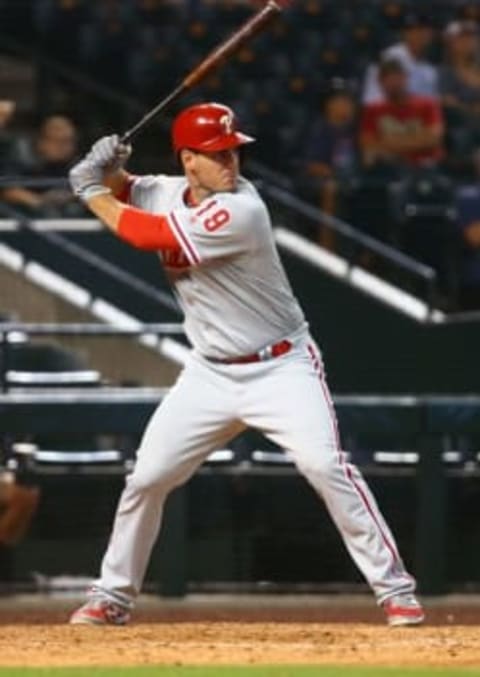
top-left (363, 12), bottom-right (439, 103)
top-left (0, 473), bottom-right (39, 547)
top-left (0, 469), bottom-right (40, 584)
top-left (353, 59), bottom-right (444, 248)
top-left (360, 59), bottom-right (444, 170)
top-left (79, 0), bottom-right (131, 89)
top-left (0, 100), bottom-right (15, 132)
top-left (0, 100), bottom-right (19, 174)
top-left (299, 86), bottom-right (358, 245)
top-left (440, 20), bottom-right (480, 171)
top-left (458, 1), bottom-right (480, 25)
top-left (2, 115), bottom-right (85, 218)
top-left (454, 154), bottom-right (480, 309)
top-left (0, 100), bottom-right (33, 217)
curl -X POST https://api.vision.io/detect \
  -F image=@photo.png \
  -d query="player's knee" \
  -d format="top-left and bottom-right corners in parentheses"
top-left (128, 460), bottom-right (185, 493)
top-left (297, 447), bottom-right (340, 481)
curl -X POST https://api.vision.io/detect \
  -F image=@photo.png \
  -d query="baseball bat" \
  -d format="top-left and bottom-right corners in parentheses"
top-left (120, 0), bottom-right (289, 144)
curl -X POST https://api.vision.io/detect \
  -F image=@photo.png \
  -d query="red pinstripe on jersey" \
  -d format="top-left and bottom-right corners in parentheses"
top-left (168, 211), bottom-right (201, 265)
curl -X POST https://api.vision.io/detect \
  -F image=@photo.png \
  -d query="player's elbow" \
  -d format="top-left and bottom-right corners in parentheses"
top-left (117, 207), bottom-right (177, 251)
top-left (117, 229), bottom-right (160, 251)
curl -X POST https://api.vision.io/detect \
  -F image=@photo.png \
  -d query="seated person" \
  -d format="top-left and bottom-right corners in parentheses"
top-left (360, 59), bottom-right (444, 171)
top-left (2, 115), bottom-right (85, 218)
top-left (354, 59), bottom-right (444, 246)
top-left (363, 12), bottom-right (439, 103)
top-left (299, 86), bottom-right (358, 246)
top-left (0, 100), bottom-right (19, 173)
top-left (440, 20), bottom-right (480, 172)
top-left (440, 20), bottom-right (480, 115)
top-left (454, 158), bottom-right (480, 310)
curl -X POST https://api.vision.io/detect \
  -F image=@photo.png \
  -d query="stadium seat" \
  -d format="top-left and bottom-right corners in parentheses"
top-left (0, 343), bottom-right (103, 390)
top-left (11, 442), bottom-right (124, 474)
top-left (392, 169), bottom-right (460, 296)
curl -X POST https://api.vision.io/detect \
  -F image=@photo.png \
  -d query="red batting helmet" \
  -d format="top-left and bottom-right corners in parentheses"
top-left (172, 102), bottom-right (255, 154)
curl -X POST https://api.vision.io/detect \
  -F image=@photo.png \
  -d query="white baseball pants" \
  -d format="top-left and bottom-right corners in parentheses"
top-left (93, 333), bottom-right (415, 607)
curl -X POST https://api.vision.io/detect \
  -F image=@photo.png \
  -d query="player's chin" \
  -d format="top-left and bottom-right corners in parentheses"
top-left (217, 177), bottom-right (237, 192)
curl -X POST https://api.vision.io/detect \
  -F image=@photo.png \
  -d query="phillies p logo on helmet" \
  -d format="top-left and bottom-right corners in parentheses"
top-left (172, 102), bottom-right (255, 152)
top-left (220, 112), bottom-right (234, 135)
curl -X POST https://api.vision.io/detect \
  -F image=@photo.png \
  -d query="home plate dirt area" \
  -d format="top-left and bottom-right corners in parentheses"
top-left (0, 595), bottom-right (478, 668)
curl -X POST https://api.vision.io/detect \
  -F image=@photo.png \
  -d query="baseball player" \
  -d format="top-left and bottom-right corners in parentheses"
top-left (68, 102), bottom-right (424, 627)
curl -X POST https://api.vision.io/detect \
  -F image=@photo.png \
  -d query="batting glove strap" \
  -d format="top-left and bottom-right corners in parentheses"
top-left (75, 183), bottom-right (112, 203)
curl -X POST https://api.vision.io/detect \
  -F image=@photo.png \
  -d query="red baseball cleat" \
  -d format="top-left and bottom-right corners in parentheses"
top-left (69, 598), bottom-right (131, 626)
top-left (383, 594), bottom-right (425, 627)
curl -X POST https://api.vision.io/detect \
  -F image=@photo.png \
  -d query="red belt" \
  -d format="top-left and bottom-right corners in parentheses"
top-left (209, 339), bottom-right (293, 365)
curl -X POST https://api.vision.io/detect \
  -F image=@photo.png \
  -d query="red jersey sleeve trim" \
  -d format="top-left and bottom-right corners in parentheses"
top-left (168, 211), bottom-right (201, 265)
top-left (117, 207), bottom-right (181, 252)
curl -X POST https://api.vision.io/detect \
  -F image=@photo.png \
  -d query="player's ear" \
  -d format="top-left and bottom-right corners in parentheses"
top-left (180, 148), bottom-right (197, 172)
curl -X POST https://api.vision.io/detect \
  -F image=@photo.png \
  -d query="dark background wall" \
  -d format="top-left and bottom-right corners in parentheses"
top-left (282, 252), bottom-right (480, 394)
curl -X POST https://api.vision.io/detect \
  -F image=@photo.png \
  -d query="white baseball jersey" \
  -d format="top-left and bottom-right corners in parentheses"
top-left (90, 174), bottom-right (416, 612)
top-left (129, 175), bottom-right (306, 359)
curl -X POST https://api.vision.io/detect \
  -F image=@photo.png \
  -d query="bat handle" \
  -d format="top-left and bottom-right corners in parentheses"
top-left (120, 130), bottom-right (135, 145)
top-left (120, 84), bottom-right (186, 144)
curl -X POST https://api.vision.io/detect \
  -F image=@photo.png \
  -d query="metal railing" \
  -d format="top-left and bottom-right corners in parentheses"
top-left (0, 216), bottom-right (181, 316)
top-left (261, 181), bottom-right (439, 307)
top-left (0, 177), bottom-right (69, 189)
top-left (0, 322), bottom-right (185, 392)
top-left (28, 226), bottom-right (180, 313)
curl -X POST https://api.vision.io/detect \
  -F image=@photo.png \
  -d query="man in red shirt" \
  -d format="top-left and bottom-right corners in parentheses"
top-left (361, 59), bottom-right (444, 168)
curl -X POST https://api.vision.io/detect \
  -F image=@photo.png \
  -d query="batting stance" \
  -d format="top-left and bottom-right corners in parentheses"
top-left (68, 103), bottom-right (424, 627)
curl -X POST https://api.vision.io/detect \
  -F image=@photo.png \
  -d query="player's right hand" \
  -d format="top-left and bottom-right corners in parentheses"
top-left (85, 135), bottom-right (132, 173)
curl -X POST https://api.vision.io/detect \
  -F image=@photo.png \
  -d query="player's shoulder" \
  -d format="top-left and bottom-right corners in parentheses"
top-left (132, 174), bottom-right (184, 190)
top-left (131, 174), bottom-right (187, 206)
top-left (202, 179), bottom-right (269, 238)
top-left (219, 179), bottom-right (268, 224)
top-left (216, 177), bottom-right (265, 210)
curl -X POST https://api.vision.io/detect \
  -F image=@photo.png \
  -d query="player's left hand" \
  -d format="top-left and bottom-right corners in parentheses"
top-left (86, 134), bottom-right (132, 173)
top-left (69, 135), bottom-right (132, 202)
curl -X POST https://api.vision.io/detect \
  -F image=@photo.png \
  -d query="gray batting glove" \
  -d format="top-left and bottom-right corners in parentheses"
top-left (86, 134), bottom-right (132, 172)
top-left (69, 157), bottom-right (111, 203)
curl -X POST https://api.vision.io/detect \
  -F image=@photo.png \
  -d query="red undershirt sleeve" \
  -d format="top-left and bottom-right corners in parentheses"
top-left (114, 175), bottom-right (136, 203)
top-left (117, 206), bottom-right (181, 252)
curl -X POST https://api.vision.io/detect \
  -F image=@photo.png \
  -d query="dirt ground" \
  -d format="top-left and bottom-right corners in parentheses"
top-left (0, 596), bottom-right (478, 668)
